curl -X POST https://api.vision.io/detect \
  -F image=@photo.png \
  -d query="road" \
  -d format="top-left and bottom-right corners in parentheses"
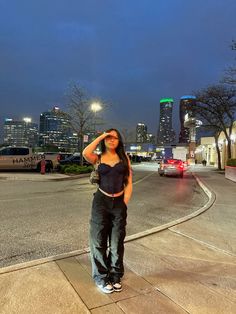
top-left (0, 163), bottom-right (207, 268)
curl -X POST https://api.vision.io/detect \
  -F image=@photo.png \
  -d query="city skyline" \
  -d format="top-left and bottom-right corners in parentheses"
top-left (0, 100), bottom-right (186, 145)
top-left (0, 101), bottom-right (200, 147)
top-left (1, 108), bottom-right (156, 146)
top-left (1, 0), bottom-right (236, 138)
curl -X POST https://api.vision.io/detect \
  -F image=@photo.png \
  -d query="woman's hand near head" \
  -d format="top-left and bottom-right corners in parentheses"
top-left (101, 132), bottom-right (114, 139)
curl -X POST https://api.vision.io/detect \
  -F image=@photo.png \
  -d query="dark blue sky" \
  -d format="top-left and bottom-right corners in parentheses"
top-left (0, 0), bottom-right (236, 139)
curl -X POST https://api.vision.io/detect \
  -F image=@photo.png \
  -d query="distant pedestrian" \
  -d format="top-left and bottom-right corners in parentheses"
top-left (83, 128), bottom-right (132, 294)
top-left (202, 159), bottom-right (207, 166)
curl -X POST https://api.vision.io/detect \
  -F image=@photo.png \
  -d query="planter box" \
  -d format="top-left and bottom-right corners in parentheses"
top-left (225, 166), bottom-right (236, 183)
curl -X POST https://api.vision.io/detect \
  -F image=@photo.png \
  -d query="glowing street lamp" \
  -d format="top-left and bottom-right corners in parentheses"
top-left (91, 102), bottom-right (102, 133)
top-left (91, 102), bottom-right (102, 113)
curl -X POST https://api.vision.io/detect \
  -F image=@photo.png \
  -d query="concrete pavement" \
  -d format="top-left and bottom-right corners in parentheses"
top-left (0, 171), bottom-right (87, 181)
top-left (0, 166), bottom-right (235, 313)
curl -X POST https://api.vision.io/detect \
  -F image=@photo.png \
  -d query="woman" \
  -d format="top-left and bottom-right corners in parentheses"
top-left (83, 129), bottom-right (132, 294)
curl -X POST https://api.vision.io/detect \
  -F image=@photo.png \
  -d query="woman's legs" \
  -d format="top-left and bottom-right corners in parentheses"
top-left (90, 192), bottom-right (127, 284)
top-left (90, 192), bottom-right (110, 283)
top-left (108, 198), bottom-right (127, 282)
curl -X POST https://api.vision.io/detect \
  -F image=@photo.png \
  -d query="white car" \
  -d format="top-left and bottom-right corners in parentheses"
top-left (0, 147), bottom-right (58, 171)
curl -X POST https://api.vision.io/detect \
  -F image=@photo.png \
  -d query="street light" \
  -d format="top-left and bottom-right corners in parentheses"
top-left (91, 102), bottom-right (102, 134)
top-left (91, 102), bottom-right (102, 113)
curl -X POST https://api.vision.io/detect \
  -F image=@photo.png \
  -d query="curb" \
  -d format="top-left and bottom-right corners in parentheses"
top-left (125, 173), bottom-right (215, 242)
top-left (0, 171), bottom-right (215, 275)
top-left (0, 173), bottom-right (90, 182)
top-left (48, 173), bottom-right (90, 181)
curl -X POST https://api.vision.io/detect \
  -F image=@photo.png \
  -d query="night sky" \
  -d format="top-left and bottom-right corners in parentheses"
top-left (0, 0), bottom-right (236, 140)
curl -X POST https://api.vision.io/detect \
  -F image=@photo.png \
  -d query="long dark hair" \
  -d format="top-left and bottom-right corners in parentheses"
top-left (100, 128), bottom-right (130, 186)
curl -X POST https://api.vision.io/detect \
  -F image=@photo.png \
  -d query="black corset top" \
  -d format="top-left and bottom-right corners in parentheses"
top-left (98, 161), bottom-right (125, 194)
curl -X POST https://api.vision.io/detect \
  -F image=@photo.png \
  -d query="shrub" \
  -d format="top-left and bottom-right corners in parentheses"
top-left (60, 164), bottom-right (93, 174)
top-left (226, 159), bottom-right (236, 167)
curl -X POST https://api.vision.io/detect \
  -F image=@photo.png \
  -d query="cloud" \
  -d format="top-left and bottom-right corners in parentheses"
top-left (0, 0), bottom-right (236, 139)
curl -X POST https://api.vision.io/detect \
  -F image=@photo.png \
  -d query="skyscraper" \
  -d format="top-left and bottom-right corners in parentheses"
top-left (3, 117), bottom-right (38, 147)
top-left (146, 133), bottom-right (155, 143)
top-left (157, 98), bottom-right (176, 145)
top-left (39, 106), bottom-right (78, 151)
top-left (136, 123), bottom-right (147, 143)
top-left (178, 95), bottom-right (196, 143)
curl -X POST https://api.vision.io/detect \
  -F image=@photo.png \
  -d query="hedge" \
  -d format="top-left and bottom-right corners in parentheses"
top-left (226, 159), bottom-right (236, 167)
top-left (60, 164), bottom-right (93, 174)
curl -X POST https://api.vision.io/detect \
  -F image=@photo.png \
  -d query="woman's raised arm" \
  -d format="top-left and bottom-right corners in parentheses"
top-left (82, 133), bottom-right (109, 164)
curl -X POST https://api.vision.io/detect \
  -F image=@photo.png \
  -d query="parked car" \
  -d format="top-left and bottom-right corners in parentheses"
top-left (158, 159), bottom-right (184, 178)
top-left (59, 155), bottom-right (90, 167)
top-left (40, 152), bottom-right (73, 163)
top-left (57, 152), bottom-right (73, 162)
top-left (0, 146), bottom-right (59, 171)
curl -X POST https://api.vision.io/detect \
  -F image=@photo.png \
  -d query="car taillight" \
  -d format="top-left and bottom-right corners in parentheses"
top-left (178, 164), bottom-right (184, 169)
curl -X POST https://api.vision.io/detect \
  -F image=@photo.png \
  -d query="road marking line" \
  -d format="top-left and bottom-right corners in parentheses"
top-left (133, 172), bottom-right (156, 185)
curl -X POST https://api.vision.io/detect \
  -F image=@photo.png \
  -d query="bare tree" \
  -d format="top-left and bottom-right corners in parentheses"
top-left (66, 83), bottom-right (110, 165)
top-left (197, 118), bottom-right (222, 170)
top-left (193, 85), bottom-right (236, 164)
top-left (66, 83), bottom-right (94, 165)
top-left (221, 40), bottom-right (236, 86)
top-left (222, 66), bottom-right (236, 86)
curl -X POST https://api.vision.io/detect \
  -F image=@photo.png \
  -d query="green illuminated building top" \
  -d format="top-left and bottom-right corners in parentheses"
top-left (160, 98), bottom-right (174, 103)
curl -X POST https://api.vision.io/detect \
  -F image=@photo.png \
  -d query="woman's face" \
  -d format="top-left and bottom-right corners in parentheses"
top-left (104, 130), bottom-right (119, 150)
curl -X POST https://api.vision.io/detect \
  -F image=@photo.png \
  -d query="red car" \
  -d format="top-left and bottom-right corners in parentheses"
top-left (158, 159), bottom-right (184, 178)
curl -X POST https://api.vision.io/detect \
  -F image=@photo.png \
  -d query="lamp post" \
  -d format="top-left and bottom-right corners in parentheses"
top-left (91, 102), bottom-right (102, 136)
top-left (184, 115), bottom-right (202, 164)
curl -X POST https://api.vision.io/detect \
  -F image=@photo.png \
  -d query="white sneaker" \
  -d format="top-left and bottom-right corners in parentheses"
top-left (112, 282), bottom-right (122, 292)
top-left (96, 281), bottom-right (114, 294)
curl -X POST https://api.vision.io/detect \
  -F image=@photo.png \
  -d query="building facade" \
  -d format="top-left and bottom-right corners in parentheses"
top-left (146, 133), bottom-right (155, 143)
top-left (39, 107), bottom-right (78, 151)
top-left (3, 118), bottom-right (38, 147)
top-left (157, 98), bottom-right (176, 145)
top-left (195, 121), bottom-right (236, 168)
top-left (136, 123), bottom-right (147, 143)
top-left (179, 95), bottom-right (196, 143)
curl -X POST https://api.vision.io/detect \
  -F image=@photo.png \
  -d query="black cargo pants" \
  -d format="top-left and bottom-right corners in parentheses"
top-left (89, 189), bottom-right (127, 284)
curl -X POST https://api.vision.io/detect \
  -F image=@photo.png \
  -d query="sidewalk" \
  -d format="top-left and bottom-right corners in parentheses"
top-left (0, 171), bottom-right (88, 181)
top-left (0, 167), bottom-right (235, 313)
